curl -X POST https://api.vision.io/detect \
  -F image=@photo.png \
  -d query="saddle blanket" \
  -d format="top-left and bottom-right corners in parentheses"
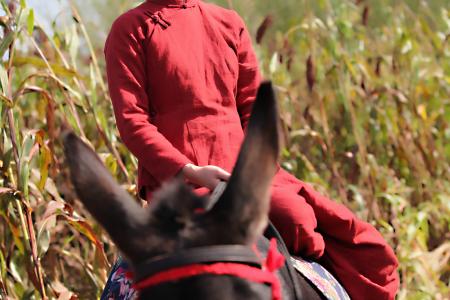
top-left (102, 256), bottom-right (351, 300)
top-left (290, 256), bottom-right (350, 300)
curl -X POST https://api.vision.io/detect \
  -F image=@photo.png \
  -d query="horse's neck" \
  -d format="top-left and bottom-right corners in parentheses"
top-left (257, 232), bottom-right (325, 300)
top-left (256, 236), bottom-right (297, 300)
top-left (138, 276), bottom-right (271, 300)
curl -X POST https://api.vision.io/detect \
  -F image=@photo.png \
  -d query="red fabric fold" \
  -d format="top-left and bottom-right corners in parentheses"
top-left (299, 182), bottom-right (400, 300)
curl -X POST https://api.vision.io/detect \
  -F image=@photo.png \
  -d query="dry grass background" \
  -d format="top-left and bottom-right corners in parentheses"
top-left (0, 0), bottom-right (449, 299)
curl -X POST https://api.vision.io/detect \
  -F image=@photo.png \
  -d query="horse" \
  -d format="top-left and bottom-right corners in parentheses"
top-left (63, 82), bottom-right (348, 299)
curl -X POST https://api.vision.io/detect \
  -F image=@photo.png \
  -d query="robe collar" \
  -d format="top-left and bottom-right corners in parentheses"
top-left (147, 0), bottom-right (198, 7)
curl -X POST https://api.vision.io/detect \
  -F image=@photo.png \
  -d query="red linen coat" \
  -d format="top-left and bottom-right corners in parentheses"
top-left (104, 0), bottom-right (399, 299)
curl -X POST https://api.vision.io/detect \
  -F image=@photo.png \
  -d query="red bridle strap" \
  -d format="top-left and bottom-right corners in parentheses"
top-left (132, 239), bottom-right (285, 300)
top-left (133, 262), bottom-right (281, 299)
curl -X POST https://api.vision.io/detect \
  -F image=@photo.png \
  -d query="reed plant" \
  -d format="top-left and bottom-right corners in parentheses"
top-left (0, 0), bottom-right (448, 298)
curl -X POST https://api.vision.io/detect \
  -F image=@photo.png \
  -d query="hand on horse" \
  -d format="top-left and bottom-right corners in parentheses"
top-left (182, 163), bottom-right (230, 191)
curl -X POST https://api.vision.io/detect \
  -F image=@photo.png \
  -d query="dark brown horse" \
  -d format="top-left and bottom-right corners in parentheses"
top-left (63, 82), bottom-right (327, 299)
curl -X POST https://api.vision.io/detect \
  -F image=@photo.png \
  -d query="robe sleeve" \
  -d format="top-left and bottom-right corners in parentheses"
top-left (104, 16), bottom-right (192, 184)
top-left (235, 14), bottom-right (261, 131)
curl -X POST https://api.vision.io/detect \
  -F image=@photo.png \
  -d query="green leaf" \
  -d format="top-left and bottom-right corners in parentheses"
top-left (9, 261), bottom-right (23, 284)
top-left (12, 56), bottom-right (80, 78)
top-left (26, 8), bottom-right (34, 35)
top-left (0, 64), bottom-right (8, 95)
top-left (0, 211), bottom-right (25, 254)
top-left (0, 94), bottom-right (13, 107)
top-left (0, 2), bottom-right (9, 13)
top-left (36, 200), bottom-right (64, 256)
top-left (105, 153), bottom-right (117, 175)
top-left (1, 148), bottom-right (13, 175)
top-left (0, 250), bottom-right (7, 284)
top-left (269, 52), bottom-right (280, 74)
top-left (37, 228), bottom-right (50, 257)
top-left (19, 133), bottom-right (36, 198)
top-left (89, 63), bottom-right (98, 107)
top-left (22, 288), bottom-right (36, 300)
top-left (38, 146), bottom-right (51, 190)
top-left (20, 132), bottom-right (36, 160)
top-left (0, 31), bottom-right (14, 60)
top-left (66, 217), bottom-right (109, 267)
top-left (67, 24), bottom-right (80, 65)
top-left (19, 161), bottom-right (30, 199)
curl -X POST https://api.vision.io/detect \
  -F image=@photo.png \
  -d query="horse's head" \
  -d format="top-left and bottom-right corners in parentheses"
top-left (63, 82), bottom-right (281, 299)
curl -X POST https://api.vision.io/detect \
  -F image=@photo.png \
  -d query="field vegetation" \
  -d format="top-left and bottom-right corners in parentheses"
top-left (0, 0), bottom-right (449, 298)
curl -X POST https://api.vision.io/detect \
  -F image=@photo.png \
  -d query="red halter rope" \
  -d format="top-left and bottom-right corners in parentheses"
top-left (131, 239), bottom-right (285, 300)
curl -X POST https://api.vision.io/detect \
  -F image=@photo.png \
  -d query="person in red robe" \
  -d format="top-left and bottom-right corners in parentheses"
top-left (104, 0), bottom-right (399, 299)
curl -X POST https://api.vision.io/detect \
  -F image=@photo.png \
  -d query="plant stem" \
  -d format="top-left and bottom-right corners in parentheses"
top-left (5, 9), bottom-right (47, 299)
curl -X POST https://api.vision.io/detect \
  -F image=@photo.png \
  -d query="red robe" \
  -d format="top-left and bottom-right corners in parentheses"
top-left (104, 0), bottom-right (399, 298)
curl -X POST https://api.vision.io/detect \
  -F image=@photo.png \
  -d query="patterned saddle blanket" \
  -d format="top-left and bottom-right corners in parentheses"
top-left (290, 256), bottom-right (350, 300)
top-left (101, 256), bottom-right (350, 300)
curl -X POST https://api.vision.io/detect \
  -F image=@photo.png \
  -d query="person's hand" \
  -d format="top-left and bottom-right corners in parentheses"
top-left (182, 164), bottom-right (230, 190)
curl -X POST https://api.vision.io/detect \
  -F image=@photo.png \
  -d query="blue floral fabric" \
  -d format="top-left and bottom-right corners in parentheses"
top-left (101, 258), bottom-right (137, 300)
top-left (290, 256), bottom-right (350, 300)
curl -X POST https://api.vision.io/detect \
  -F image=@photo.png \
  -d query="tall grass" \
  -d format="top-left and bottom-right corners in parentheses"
top-left (0, 0), bottom-right (448, 299)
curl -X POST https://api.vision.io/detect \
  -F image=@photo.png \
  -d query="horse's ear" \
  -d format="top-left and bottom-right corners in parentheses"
top-left (208, 81), bottom-right (280, 244)
top-left (63, 132), bottom-right (149, 259)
